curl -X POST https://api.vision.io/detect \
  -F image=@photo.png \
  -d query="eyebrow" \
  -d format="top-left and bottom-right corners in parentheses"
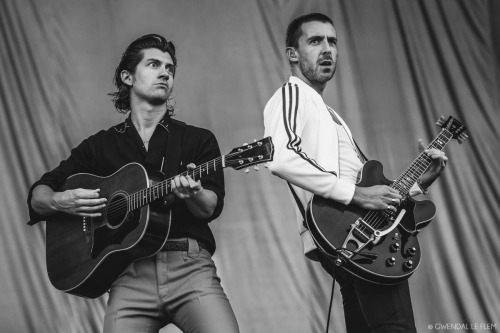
top-left (307, 35), bottom-right (337, 43)
top-left (145, 58), bottom-right (174, 66)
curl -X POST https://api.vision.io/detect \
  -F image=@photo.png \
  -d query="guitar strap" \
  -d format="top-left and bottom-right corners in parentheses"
top-left (326, 105), bottom-right (368, 163)
top-left (354, 139), bottom-right (369, 163)
top-left (287, 183), bottom-right (305, 220)
top-left (163, 118), bottom-right (187, 179)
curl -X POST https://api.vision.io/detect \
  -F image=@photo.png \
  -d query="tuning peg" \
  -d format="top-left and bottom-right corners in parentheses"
top-left (244, 168), bottom-right (249, 173)
top-left (264, 163), bottom-right (269, 168)
top-left (243, 143), bottom-right (248, 146)
top-left (458, 133), bottom-right (469, 144)
top-left (436, 115), bottom-right (446, 126)
top-left (254, 166), bottom-right (259, 171)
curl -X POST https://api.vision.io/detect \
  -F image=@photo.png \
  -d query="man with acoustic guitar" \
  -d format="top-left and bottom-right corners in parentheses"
top-left (28, 34), bottom-right (239, 333)
top-left (263, 13), bottom-right (449, 332)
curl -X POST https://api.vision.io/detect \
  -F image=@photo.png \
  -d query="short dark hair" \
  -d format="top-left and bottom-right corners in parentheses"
top-left (285, 13), bottom-right (334, 48)
top-left (109, 34), bottom-right (177, 114)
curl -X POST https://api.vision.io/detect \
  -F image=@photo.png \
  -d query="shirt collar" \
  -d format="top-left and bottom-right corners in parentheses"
top-left (113, 113), bottom-right (171, 134)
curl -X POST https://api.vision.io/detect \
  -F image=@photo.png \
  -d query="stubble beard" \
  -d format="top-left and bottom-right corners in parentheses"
top-left (300, 60), bottom-right (335, 85)
top-left (148, 86), bottom-right (173, 106)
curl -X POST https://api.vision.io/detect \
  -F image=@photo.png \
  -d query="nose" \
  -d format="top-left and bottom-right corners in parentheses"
top-left (158, 67), bottom-right (170, 80)
top-left (323, 39), bottom-right (335, 54)
top-left (321, 39), bottom-right (333, 54)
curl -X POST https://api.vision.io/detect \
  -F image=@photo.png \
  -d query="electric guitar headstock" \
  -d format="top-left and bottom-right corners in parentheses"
top-left (224, 137), bottom-right (274, 172)
top-left (436, 115), bottom-right (468, 144)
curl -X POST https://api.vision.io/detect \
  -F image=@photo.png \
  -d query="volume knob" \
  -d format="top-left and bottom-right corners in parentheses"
top-left (403, 260), bottom-right (414, 271)
top-left (390, 242), bottom-right (400, 253)
top-left (386, 257), bottom-right (396, 267)
top-left (406, 247), bottom-right (417, 257)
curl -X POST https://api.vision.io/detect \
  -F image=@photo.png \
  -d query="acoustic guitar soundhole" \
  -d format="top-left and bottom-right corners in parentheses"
top-left (106, 192), bottom-right (128, 228)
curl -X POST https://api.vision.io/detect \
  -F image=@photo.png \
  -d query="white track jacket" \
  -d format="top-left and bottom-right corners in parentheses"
top-left (264, 76), bottom-right (357, 257)
top-left (264, 76), bottom-right (423, 258)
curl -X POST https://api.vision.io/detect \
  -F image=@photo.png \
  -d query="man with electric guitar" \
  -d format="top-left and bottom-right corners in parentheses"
top-left (27, 34), bottom-right (252, 333)
top-left (263, 13), bottom-right (466, 333)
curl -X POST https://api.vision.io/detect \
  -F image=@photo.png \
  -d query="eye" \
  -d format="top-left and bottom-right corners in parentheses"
top-left (166, 66), bottom-right (175, 75)
top-left (148, 60), bottom-right (163, 68)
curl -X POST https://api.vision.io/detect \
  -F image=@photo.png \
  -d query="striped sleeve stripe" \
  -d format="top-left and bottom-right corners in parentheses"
top-left (281, 83), bottom-right (333, 174)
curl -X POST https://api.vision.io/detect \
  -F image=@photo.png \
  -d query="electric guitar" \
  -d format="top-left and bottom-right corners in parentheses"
top-left (46, 137), bottom-right (274, 298)
top-left (305, 116), bottom-right (467, 284)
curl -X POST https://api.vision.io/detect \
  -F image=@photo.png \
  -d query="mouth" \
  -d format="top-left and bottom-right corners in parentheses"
top-left (319, 59), bottom-right (333, 66)
top-left (156, 83), bottom-right (169, 89)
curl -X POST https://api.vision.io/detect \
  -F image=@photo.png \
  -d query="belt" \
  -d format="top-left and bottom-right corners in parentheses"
top-left (162, 239), bottom-right (207, 252)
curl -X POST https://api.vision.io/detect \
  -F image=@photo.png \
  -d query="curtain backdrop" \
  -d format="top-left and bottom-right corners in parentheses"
top-left (1, 0), bottom-right (499, 332)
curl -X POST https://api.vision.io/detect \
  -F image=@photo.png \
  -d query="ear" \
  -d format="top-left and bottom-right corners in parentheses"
top-left (120, 70), bottom-right (133, 86)
top-left (286, 47), bottom-right (298, 63)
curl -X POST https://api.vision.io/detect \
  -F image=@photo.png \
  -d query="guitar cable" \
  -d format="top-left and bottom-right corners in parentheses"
top-left (322, 248), bottom-right (377, 333)
top-left (325, 275), bottom-right (336, 333)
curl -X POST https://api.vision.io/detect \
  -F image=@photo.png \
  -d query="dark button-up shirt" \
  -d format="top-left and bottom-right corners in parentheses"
top-left (27, 114), bottom-right (225, 254)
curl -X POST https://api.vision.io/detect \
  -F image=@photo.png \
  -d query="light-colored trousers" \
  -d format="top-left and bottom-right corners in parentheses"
top-left (103, 238), bottom-right (239, 333)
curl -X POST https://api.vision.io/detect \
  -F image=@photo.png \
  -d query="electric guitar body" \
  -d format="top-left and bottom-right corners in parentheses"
top-left (305, 116), bottom-right (468, 284)
top-left (306, 160), bottom-right (435, 284)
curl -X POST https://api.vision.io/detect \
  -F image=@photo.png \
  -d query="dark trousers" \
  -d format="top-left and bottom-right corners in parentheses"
top-left (318, 252), bottom-right (417, 333)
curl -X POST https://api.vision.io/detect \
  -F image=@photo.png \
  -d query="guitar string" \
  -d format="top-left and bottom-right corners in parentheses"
top-left (361, 153), bottom-right (434, 232)
top-left (105, 155), bottom-right (226, 218)
top-left (365, 158), bottom-right (429, 230)
top-left (105, 146), bottom-right (265, 218)
top-left (361, 131), bottom-right (451, 234)
top-left (352, 130), bottom-right (452, 237)
top-left (105, 157), bottom-right (226, 218)
top-left (108, 145), bottom-right (265, 216)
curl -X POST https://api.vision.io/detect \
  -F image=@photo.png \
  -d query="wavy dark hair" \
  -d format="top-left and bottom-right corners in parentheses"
top-left (286, 13), bottom-right (334, 48)
top-left (109, 34), bottom-right (177, 114)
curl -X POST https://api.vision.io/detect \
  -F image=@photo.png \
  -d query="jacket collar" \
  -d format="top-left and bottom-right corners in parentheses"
top-left (288, 75), bottom-right (322, 98)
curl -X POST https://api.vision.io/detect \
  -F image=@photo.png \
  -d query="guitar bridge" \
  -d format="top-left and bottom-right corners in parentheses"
top-left (340, 218), bottom-right (377, 259)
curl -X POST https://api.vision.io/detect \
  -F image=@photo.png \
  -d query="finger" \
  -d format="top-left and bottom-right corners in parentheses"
top-left (79, 211), bottom-right (103, 217)
top-left (171, 178), bottom-right (182, 196)
top-left (178, 176), bottom-right (191, 189)
top-left (440, 155), bottom-right (448, 167)
top-left (173, 176), bottom-right (182, 189)
top-left (75, 188), bottom-right (101, 198)
top-left (185, 175), bottom-right (201, 189)
top-left (186, 163), bottom-right (196, 170)
top-left (175, 176), bottom-right (193, 197)
top-left (387, 187), bottom-right (402, 199)
top-left (172, 186), bottom-right (185, 198)
top-left (391, 198), bottom-right (400, 206)
top-left (385, 204), bottom-right (397, 213)
top-left (417, 139), bottom-right (425, 153)
top-left (77, 198), bottom-right (107, 206)
top-left (425, 149), bottom-right (446, 159)
top-left (77, 205), bottom-right (104, 214)
top-left (187, 176), bottom-right (196, 188)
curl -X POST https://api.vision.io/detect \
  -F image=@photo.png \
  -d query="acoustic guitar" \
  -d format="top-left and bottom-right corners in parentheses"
top-left (46, 137), bottom-right (274, 298)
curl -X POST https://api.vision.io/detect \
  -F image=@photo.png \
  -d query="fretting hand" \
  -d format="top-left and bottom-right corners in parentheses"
top-left (171, 163), bottom-right (218, 219)
top-left (172, 163), bottom-right (204, 199)
top-left (417, 139), bottom-right (448, 189)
